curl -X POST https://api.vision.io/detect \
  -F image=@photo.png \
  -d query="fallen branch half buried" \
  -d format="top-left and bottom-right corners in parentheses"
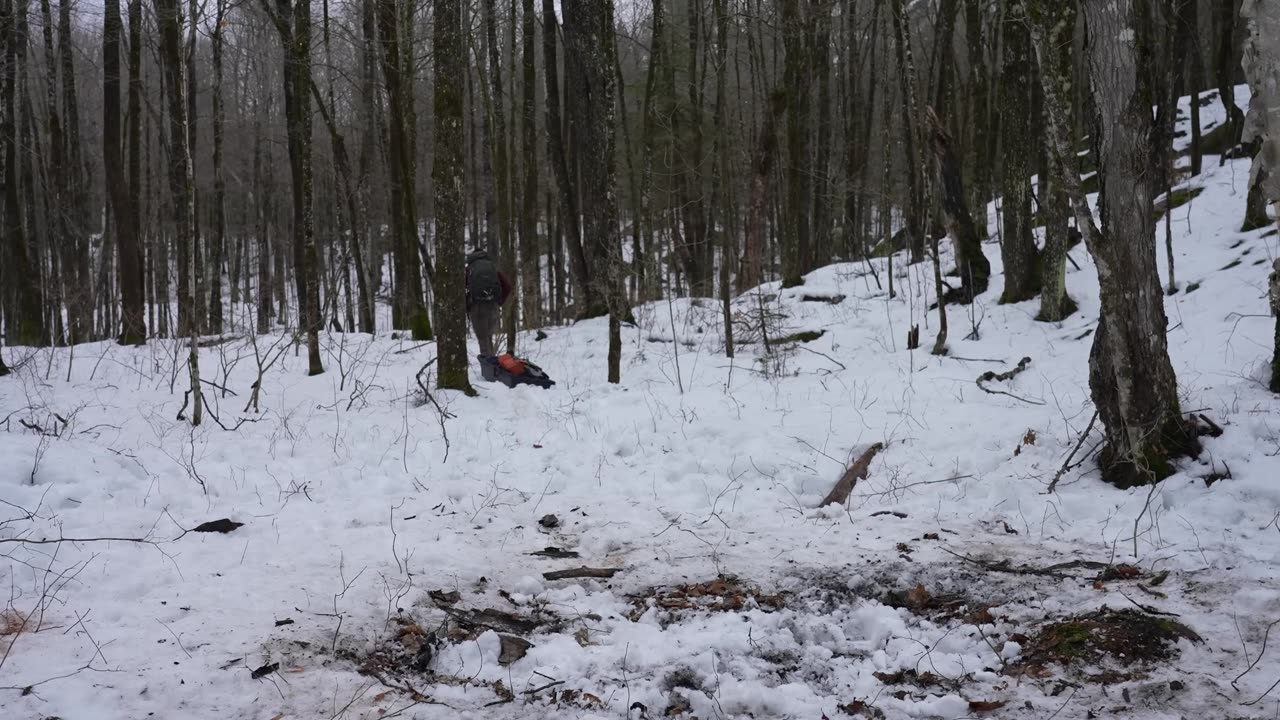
top-left (941, 548), bottom-right (1112, 579)
top-left (818, 443), bottom-right (885, 507)
top-left (976, 356), bottom-right (1044, 405)
top-left (542, 567), bottom-right (620, 581)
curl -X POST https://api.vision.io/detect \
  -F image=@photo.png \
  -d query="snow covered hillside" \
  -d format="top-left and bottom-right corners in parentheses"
top-left (3, 89), bottom-right (1280, 720)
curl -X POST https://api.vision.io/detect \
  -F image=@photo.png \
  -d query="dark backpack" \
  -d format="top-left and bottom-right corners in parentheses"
top-left (468, 255), bottom-right (501, 304)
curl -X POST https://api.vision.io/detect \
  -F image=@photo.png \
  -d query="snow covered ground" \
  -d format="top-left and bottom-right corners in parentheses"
top-left (3, 90), bottom-right (1280, 720)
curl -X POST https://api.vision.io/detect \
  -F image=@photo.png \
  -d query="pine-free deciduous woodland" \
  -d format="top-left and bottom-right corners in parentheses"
top-left (1, 0), bottom-right (1279, 487)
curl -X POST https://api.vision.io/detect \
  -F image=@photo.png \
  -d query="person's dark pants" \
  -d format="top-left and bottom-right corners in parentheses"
top-left (469, 302), bottom-right (500, 357)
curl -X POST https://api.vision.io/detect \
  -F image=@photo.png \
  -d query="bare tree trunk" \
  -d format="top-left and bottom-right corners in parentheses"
top-left (1030, 0), bottom-right (1077, 321)
top-left (481, 0), bottom-right (517, 352)
top-left (208, 0), bottom-right (228, 335)
top-left (812, 2), bottom-right (835, 269)
top-left (1214, 0), bottom-right (1245, 155)
top-left (927, 108), bottom-right (990, 304)
top-left (38, 0), bottom-right (68, 345)
top-left (964, 0), bottom-right (992, 228)
top-left (713, 0), bottom-right (733, 357)
top-left (378, 0), bottom-right (430, 339)
top-left (157, 0), bottom-right (203, 425)
top-left (254, 100), bottom-right (273, 335)
top-left (1177, 0), bottom-right (1203, 176)
top-left (263, 0), bottom-right (325, 374)
top-left (4, 0), bottom-right (45, 346)
top-left (563, 0), bottom-right (624, 382)
top-left (890, 0), bottom-right (925, 265)
top-left (186, 0), bottom-right (206, 333)
top-left (1075, 0), bottom-right (1196, 487)
top-left (1240, 0), bottom-right (1280, 389)
top-left (671, 0), bottom-right (710, 296)
top-left (105, 0), bottom-right (145, 344)
top-left (999, 0), bottom-right (1042, 304)
top-left (128, 0), bottom-right (144, 333)
top-left (781, 0), bottom-right (812, 287)
top-left (520, 0), bottom-right (541, 330)
top-left (743, 91), bottom-right (785, 293)
top-left (434, 0), bottom-right (475, 393)
top-left (542, 0), bottom-right (602, 319)
top-left (57, 0), bottom-right (90, 343)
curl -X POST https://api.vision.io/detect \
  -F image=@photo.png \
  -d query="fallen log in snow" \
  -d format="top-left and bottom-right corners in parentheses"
top-left (818, 442), bottom-right (885, 507)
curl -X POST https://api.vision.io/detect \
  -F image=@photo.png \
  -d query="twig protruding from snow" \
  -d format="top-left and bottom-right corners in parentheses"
top-left (1048, 410), bottom-right (1100, 493)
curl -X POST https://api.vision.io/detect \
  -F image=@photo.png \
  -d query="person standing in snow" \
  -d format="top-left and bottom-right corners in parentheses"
top-left (465, 249), bottom-right (513, 357)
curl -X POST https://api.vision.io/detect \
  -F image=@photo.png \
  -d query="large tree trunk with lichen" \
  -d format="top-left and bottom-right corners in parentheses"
top-left (1077, 0), bottom-right (1196, 487)
top-left (999, 0), bottom-right (1041, 305)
